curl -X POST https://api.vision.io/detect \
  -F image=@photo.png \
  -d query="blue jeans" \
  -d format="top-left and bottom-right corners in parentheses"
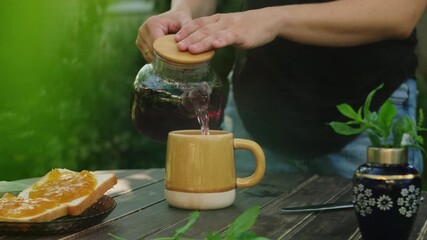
top-left (223, 79), bottom-right (423, 178)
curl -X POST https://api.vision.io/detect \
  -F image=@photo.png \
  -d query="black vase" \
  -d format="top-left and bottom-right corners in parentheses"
top-left (353, 147), bottom-right (423, 240)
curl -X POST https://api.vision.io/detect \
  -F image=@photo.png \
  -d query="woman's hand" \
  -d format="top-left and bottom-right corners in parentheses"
top-left (175, 9), bottom-right (279, 54)
top-left (136, 10), bottom-right (191, 62)
top-left (140, 0), bottom-right (427, 56)
top-left (174, 0), bottom-right (427, 53)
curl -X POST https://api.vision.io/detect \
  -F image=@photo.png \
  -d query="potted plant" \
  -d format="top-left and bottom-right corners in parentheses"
top-left (329, 84), bottom-right (426, 240)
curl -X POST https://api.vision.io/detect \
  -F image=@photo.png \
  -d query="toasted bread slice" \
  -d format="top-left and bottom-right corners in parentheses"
top-left (0, 193), bottom-right (68, 222)
top-left (19, 169), bottom-right (117, 216)
top-left (66, 171), bottom-right (117, 216)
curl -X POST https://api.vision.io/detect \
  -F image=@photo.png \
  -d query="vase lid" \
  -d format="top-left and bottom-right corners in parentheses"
top-left (367, 147), bottom-right (408, 165)
top-left (153, 35), bottom-right (215, 64)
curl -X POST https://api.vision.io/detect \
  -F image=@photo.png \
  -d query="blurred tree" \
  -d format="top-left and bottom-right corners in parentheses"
top-left (0, 0), bottom-right (78, 179)
top-left (0, 0), bottom-right (166, 180)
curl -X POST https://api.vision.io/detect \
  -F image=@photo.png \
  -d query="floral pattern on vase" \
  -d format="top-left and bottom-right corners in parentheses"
top-left (353, 161), bottom-right (422, 240)
top-left (353, 183), bottom-right (422, 218)
top-left (397, 185), bottom-right (423, 218)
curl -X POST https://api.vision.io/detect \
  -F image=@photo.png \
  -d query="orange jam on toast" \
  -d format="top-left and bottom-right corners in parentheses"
top-left (0, 193), bottom-right (60, 218)
top-left (29, 169), bottom-right (97, 203)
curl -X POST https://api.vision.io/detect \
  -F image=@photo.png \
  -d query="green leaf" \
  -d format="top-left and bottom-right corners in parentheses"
top-left (329, 122), bottom-right (365, 135)
top-left (226, 206), bottom-right (260, 239)
top-left (232, 231), bottom-right (271, 240)
top-left (413, 135), bottom-right (424, 145)
top-left (0, 181), bottom-right (29, 195)
top-left (392, 118), bottom-right (405, 147)
top-left (206, 232), bottom-right (222, 240)
top-left (152, 207), bottom-right (269, 240)
top-left (404, 144), bottom-right (426, 154)
top-left (336, 104), bottom-right (361, 121)
top-left (363, 84), bottom-right (383, 119)
top-left (365, 112), bottom-right (388, 140)
top-left (328, 83), bottom-right (426, 153)
top-left (357, 107), bottom-right (363, 119)
top-left (400, 116), bottom-right (426, 154)
top-left (367, 112), bottom-right (379, 124)
top-left (368, 132), bottom-right (382, 147)
top-left (173, 211), bottom-right (200, 239)
top-left (345, 120), bottom-right (360, 125)
top-left (378, 100), bottom-right (397, 140)
top-left (417, 108), bottom-right (425, 129)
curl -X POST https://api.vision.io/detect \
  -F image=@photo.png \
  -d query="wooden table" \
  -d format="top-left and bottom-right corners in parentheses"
top-left (3, 168), bottom-right (427, 239)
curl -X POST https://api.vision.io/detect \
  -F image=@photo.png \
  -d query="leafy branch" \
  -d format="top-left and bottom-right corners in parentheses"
top-left (109, 206), bottom-right (269, 240)
top-left (156, 206), bottom-right (269, 240)
top-left (328, 84), bottom-right (426, 152)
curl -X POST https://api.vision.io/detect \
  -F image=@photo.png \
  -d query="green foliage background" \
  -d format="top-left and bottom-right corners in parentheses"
top-left (0, 0), bottom-right (163, 180)
top-left (0, 0), bottom-right (240, 180)
top-left (0, 0), bottom-right (425, 186)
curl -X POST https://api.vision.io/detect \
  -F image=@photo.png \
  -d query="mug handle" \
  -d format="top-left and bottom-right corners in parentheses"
top-left (234, 138), bottom-right (266, 188)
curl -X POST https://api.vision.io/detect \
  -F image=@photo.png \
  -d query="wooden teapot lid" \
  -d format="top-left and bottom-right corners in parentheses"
top-left (153, 35), bottom-right (215, 64)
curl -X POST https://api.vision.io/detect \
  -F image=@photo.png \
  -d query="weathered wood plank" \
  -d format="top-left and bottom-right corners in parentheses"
top-left (62, 173), bottom-right (312, 240)
top-left (51, 181), bottom-right (167, 240)
top-left (279, 187), bottom-right (356, 240)
top-left (147, 173), bottom-right (315, 239)
top-left (94, 169), bottom-right (146, 178)
top-left (251, 176), bottom-right (353, 239)
top-left (2, 170), bottom-right (426, 240)
top-left (107, 168), bottom-right (165, 197)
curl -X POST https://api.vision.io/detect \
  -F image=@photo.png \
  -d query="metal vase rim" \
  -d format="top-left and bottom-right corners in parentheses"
top-left (367, 147), bottom-right (408, 165)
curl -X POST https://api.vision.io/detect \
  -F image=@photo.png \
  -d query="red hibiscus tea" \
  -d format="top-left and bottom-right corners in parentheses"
top-left (131, 84), bottom-right (225, 142)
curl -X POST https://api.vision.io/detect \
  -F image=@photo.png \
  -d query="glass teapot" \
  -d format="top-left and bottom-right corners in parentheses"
top-left (131, 35), bottom-right (226, 142)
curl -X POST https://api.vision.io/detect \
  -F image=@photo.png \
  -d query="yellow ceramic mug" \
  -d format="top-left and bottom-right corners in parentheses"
top-left (165, 130), bottom-right (266, 210)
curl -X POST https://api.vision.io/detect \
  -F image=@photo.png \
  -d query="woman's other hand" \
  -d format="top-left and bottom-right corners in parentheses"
top-left (175, 9), bottom-right (278, 54)
top-left (136, 10), bottom-right (191, 62)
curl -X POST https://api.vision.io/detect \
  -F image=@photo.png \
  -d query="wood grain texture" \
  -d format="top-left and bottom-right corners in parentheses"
top-left (149, 173), bottom-right (313, 239)
top-left (2, 169), bottom-right (427, 240)
top-left (153, 35), bottom-right (214, 64)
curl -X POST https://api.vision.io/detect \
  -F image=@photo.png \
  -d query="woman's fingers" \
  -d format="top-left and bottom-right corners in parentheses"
top-left (175, 10), bottom-right (277, 53)
top-left (176, 15), bottom-right (226, 52)
top-left (136, 27), bottom-right (154, 62)
top-left (136, 11), bottom-right (192, 62)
